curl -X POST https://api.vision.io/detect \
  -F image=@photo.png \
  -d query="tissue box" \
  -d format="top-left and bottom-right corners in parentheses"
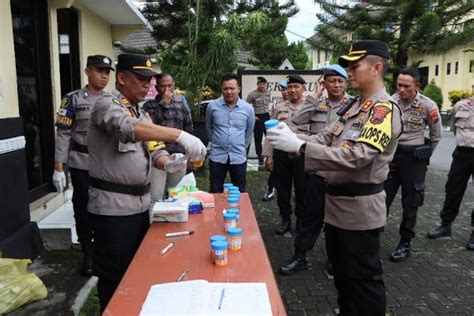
top-left (152, 200), bottom-right (189, 222)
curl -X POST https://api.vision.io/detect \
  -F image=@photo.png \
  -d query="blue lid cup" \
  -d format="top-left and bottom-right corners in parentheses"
top-left (210, 235), bottom-right (227, 243)
top-left (264, 119), bottom-right (279, 129)
top-left (227, 227), bottom-right (242, 236)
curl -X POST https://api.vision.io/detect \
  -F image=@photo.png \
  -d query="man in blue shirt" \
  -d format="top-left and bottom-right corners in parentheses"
top-left (206, 74), bottom-right (255, 192)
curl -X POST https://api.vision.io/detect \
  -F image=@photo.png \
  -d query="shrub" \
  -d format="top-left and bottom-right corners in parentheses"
top-left (423, 80), bottom-right (443, 109)
top-left (448, 89), bottom-right (474, 106)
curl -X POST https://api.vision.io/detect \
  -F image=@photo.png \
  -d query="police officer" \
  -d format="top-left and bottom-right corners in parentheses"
top-left (268, 40), bottom-right (402, 315)
top-left (87, 54), bottom-right (206, 312)
top-left (246, 76), bottom-right (271, 165)
top-left (384, 68), bottom-right (442, 262)
top-left (279, 65), bottom-right (354, 275)
top-left (263, 75), bottom-right (308, 235)
top-left (427, 95), bottom-right (474, 250)
top-left (262, 80), bottom-right (289, 202)
top-left (52, 54), bottom-right (114, 276)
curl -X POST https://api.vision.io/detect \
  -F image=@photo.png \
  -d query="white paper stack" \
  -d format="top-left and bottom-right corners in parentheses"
top-left (139, 280), bottom-right (272, 316)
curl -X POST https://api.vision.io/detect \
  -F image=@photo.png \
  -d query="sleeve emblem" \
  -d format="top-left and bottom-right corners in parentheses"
top-left (357, 102), bottom-right (393, 153)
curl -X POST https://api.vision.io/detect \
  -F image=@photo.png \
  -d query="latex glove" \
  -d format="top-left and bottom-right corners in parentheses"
top-left (52, 170), bottom-right (67, 192)
top-left (164, 153), bottom-right (188, 173)
top-left (176, 131), bottom-right (207, 160)
top-left (266, 122), bottom-right (306, 153)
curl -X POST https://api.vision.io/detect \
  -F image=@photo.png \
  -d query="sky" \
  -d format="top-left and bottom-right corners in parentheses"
top-left (284, 0), bottom-right (321, 43)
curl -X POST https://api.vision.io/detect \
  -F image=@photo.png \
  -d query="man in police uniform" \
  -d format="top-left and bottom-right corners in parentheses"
top-left (427, 95), bottom-right (474, 251)
top-left (268, 40), bottom-right (402, 315)
top-left (52, 54), bottom-right (114, 276)
top-left (262, 80), bottom-right (289, 202)
top-left (246, 76), bottom-right (271, 165)
top-left (279, 65), bottom-right (354, 275)
top-left (385, 67), bottom-right (442, 262)
top-left (88, 54), bottom-right (206, 311)
top-left (263, 75), bottom-right (308, 235)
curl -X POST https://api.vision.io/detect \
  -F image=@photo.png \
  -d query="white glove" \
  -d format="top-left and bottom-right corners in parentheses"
top-left (52, 170), bottom-right (67, 192)
top-left (164, 153), bottom-right (188, 173)
top-left (176, 131), bottom-right (207, 160)
top-left (266, 122), bottom-right (306, 153)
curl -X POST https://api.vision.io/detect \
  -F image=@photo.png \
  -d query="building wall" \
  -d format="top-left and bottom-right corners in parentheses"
top-left (410, 45), bottom-right (474, 109)
top-left (0, 1), bottom-right (19, 119)
top-left (75, 2), bottom-right (116, 93)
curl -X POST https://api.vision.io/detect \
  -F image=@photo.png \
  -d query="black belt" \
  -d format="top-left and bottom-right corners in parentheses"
top-left (71, 140), bottom-right (88, 153)
top-left (395, 144), bottom-right (417, 155)
top-left (89, 177), bottom-right (150, 196)
top-left (457, 146), bottom-right (474, 153)
top-left (326, 182), bottom-right (383, 197)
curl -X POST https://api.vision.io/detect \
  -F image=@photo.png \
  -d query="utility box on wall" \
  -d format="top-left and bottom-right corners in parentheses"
top-left (0, 118), bottom-right (43, 259)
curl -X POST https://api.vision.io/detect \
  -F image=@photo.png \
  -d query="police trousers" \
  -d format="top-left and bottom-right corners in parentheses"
top-left (69, 168), bottom-right (92, 251)
top-left (90, 211), bottom-right (150, 312)
top-left (384, 152), bottom-right (427, 241)
top-left (272, 149), bottom-right (305, 221)
top-left (325, 224), bottom-right (386, 316)
top-left (294, 174), bottom-right (326, 257)
top-left (254, 113), bottom-right (270, 160)
top-left (439, 146), bottom-right (474, 226)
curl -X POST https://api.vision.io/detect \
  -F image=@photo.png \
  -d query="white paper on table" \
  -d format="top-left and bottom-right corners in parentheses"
top-left (139, 280), bottom-right (272, 316)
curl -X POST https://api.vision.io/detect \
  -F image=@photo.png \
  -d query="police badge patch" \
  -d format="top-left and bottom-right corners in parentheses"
top-left (370, 104), bottom-right (392, 124)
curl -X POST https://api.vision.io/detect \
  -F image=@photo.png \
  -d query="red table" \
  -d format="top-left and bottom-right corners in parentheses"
top-left (104, 193), bottom-right (287, 315)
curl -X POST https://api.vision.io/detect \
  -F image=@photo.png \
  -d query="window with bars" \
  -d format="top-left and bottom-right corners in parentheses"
top-left (59, 34), bottom-right (70, 54)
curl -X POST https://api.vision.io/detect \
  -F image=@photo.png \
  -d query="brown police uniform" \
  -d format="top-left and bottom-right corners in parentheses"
top-left (435, 96), bottom-right (474, 230)
top-left (262, 98), bottom-right (306, 230)
top-left (247, 89), bottom-right (271, 161)
top-left (304, 87), bottom-right (402, 315)
top-left (289, 93), bottom-right (354, 259)
top-left (87, 53), bottom-right (164, 312)
top-left (384, 92), bottom-right (442, 250)
top-left (55, 87), bottom-right (102, 253)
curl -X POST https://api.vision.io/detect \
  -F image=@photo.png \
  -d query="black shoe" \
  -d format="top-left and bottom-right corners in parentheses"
top-left (258, 158), bottom-right (264, 166)
top-left (389, 241), bottom-right (411, 262)
top-left (262, 187), bottom-right (275, 202)
top-left (275, 219), bottom-right (291, 235)
top-left (427, 225), bottom-right (451, 239)
top-left (325, 259), bottom-right (334, 276)
top-left (466, 232), bottom-right (474, 251)
top-left (80, 253), bottom-right (93, 277)
top-left (278, 256), bottom-right (307, 275)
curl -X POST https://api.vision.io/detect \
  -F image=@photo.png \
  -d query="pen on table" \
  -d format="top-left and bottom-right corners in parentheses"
top-left (160, 242), bottom-right (174, 255)
top-left (218, 288), bottom-right (225, 310)
top-left (166, 230), bottom-right (194, 238)
top-left (176, 268), bottom-right (189, 282)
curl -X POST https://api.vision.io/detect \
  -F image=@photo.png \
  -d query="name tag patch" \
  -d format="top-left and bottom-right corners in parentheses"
top-left (357, 103), bottom-right (393, 153)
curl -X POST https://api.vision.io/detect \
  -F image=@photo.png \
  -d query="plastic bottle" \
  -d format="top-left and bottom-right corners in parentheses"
top-left (227, 196), bottom-right (240, 211)
top-left (226, 208), bottom-right (240, 222)
top-left (223, 183), bottom-right (233, 197)
top-left (223, 212), bottom-right (237, 232)
top-left (211, 240), bottom-right (228, 266)
top-left (210, 235), bottom-right (227, 261)
top-left (264, 119), bottom-right (279, 129)
top-left (227, 228), bottom-right (243, 251)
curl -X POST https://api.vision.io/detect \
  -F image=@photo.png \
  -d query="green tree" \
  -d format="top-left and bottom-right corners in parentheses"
top-left (424, 79), bottom-right (443, 109)
top-left (141, 1), bottom-right (267, 105)
top-left (241, 1), bottom-right (299, 69)
top-left (311, 0), bottom-right (474, 91)
top-left (287, 41), bottom-right (309, 69)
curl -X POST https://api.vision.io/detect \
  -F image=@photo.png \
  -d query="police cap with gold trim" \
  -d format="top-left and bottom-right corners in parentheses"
top-left (117, 53), bottom-right (158, 77)
top-left (87, 55), bottom-right (115, 70)
top-left (338, 40), bottom-right (389, 67)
